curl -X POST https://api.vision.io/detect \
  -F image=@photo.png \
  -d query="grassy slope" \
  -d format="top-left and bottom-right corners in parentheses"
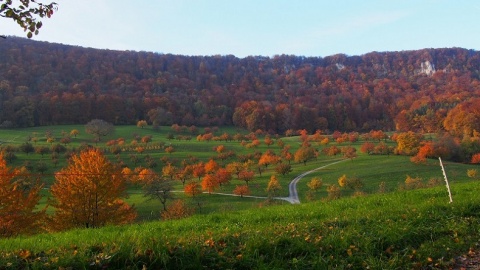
top-left (2, 125), bottom-right (480, 268)
top-left (1, 182), bottom-right (479, 269)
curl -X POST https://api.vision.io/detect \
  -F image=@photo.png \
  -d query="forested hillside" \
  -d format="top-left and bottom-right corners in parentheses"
top-left (1, 37), bottom-right (479, 134)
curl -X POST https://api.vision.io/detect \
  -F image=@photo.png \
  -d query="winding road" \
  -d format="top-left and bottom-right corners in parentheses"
top-left (277, 159), bottom-right (348, 204)
top-left (207, 159), bottom-right (349, 204)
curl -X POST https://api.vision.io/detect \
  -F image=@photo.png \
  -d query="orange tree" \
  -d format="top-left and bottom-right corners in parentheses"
top-left (0, 154), bottom-right (45, 237)
top-left (201, 174), bottom-right (219, 194)
top-left (49, 148), bottom-right (136, 230)
top-left (233, 185), bottom-right (250, 198)
top-left (184, 181), bottom-right (202, 197)
top-left (294, 146), bottom-right (316, 165)
top-left (160, 199), bottom-right (195, 220)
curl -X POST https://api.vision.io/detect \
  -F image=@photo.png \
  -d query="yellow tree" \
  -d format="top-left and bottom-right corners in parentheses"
top-left (266, 174), bottom-right (282, 197)
top-left (162, 163), bottom-right (177, 180)
top-left (226, 161), bottom-right (245, 179)
top-left (70, 129), bottom-right (79, 138)
top-left (395, 131), bottom-right (422, 155)
top-left (307, 177), bottom-right (323, 191)
top-left (294, 146), bottom-right (315, 165)
top-left (0, 155), bottom-right (45, 237)
top-left (306, 177), bottom-right (323, 201)
top-left (137, 120), bottom-right (148, 129)
top-left (49, 149), bottom-right (136, 230)
top-left (338, 174), bottom-right (348, 188)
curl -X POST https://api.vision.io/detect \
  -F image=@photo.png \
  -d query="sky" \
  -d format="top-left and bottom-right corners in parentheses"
top-left (2, 0), bottom-right (479, 58)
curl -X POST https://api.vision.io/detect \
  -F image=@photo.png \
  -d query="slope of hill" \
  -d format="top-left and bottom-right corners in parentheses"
top-left (1, 37), bottom-right (479, 134)
top-left (1, 182), bottom-right (479, 269)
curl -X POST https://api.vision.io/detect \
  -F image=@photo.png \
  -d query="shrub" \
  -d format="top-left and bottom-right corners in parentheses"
top-left (326, 184), bottom-right (341, 200)
top-left (467, 169), bottom-right (478, 179)
top-left (161, 199), bottom-right (195, 220)
top-left (404, 175), bottom-right (424, 190)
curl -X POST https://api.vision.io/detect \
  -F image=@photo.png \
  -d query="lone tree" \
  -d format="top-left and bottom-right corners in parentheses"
top-left (0, 0), bottom-right (57, 38)
top-left (140, 169), bottom-right (175, 212)
top-left (137, 120), bottom-right (148, 129)
top-left (85, 119), bottom-right (114, 142)
top-left (266, 174), bottom-right (282, 197)
top-left (49, 148), bottom-right (136, 230)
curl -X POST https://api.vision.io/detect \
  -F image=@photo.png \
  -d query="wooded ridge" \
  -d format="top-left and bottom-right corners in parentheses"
top-left (1, 37), bottom-right (479, 134)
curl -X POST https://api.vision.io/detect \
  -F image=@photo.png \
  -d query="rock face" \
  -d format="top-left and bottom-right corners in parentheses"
top-left (336, 63), bottom-right (345, 70)
top-left (416, 60), bottom-right (436, 76)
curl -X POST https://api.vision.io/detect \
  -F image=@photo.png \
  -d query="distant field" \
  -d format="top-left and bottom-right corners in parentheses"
top-left (0, 125), bottom-right (477, 221)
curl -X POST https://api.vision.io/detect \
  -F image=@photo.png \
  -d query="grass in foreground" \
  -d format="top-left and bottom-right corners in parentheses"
top-left (1, 181), bottom-right (479, 269)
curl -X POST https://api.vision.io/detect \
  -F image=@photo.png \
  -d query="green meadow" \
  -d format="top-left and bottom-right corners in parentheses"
top-left (1, 182), bottom-right (479, 269)
top-left (0, 125), bottom-right (477, 219)
top-left (1, 125), bottom-right (479, 268)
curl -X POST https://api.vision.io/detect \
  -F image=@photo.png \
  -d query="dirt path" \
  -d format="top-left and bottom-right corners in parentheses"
top-left (278, 159), bottom-right (348, 204)
top-left (204, 159), bottom-right (348, 204)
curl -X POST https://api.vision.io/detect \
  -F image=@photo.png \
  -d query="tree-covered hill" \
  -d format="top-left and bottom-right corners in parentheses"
top-left (1, 37), bottom-right (479, 134)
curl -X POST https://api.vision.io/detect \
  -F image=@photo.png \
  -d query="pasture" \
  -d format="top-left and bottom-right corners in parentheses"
top-left (0, 125), bottom-right (477, 221)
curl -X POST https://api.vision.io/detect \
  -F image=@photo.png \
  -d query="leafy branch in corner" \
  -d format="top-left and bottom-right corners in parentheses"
top-left (0, 0), bottom-right (57, 38)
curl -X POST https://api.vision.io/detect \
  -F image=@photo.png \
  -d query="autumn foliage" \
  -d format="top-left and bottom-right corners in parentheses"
top-left (233, 185), bottom-right (250, 198)
top-left (0, 154), bottom-right (45, 237)
top-left (266, 175), bottom-right (282, 197)
top-left (3, 37), bottom-right (480, 137)
top-left (184, 181), bottom-right (202, 197)
top-left (201, 174), bottom-right (219, 194)
top-left (471, 153), bottom-right (480, 164)
top-left (161, 199), bottom-right (195, 220)
top-left (49, 149), bottom-right (136, 230)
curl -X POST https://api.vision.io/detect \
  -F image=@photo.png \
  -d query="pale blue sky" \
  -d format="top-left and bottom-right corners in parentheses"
top-left (2, 0), bottom-right (478, 57)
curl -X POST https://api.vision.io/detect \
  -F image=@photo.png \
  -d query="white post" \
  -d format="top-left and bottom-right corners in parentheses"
top-left (439, 157), bottom-right (453, 203)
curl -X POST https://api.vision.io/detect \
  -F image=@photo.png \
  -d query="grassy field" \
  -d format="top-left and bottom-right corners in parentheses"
top-left (0, 125), bottom-right (477, 221)
top-left (1, 125), bottom-right (480, 268)
top-left (1, 181), bottom-right (479, 269)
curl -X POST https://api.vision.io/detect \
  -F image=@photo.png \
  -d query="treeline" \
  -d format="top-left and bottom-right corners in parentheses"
top-left (1, 37), bottom-right (480, 134)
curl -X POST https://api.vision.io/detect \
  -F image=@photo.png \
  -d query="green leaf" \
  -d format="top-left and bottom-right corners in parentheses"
top-left (27, 32), bottom-right (32, 38)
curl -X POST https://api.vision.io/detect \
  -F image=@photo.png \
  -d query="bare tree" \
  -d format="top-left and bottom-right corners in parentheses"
top-left (85, 119), bottom-right (114, 141)
top-left (143, 177), bottom-right (175, 211)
